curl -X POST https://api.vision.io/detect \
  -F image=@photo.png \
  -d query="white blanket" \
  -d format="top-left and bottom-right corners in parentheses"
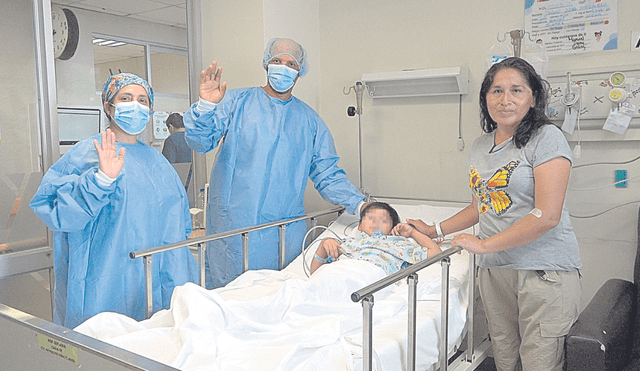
top-left (76, 204), bottom-right (472, 371)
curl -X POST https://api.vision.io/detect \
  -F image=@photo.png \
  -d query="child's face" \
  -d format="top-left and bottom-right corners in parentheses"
top-left (358, 208), bottom-right (393, 235)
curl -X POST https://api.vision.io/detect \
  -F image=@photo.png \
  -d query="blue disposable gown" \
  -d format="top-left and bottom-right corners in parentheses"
top-left (185, 87), bottom-right (364, 288)
top-left (30, 134), bottom-right (197, 329)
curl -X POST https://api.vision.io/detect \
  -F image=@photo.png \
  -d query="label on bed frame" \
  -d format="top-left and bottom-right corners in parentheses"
top-left (37, 333), bottom-right (78, 365)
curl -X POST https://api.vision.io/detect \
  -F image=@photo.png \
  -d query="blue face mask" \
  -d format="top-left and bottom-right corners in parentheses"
top-left (268, 64), bottom-right (298, 93)
top-left (111, 101), bottom-right (151, 135)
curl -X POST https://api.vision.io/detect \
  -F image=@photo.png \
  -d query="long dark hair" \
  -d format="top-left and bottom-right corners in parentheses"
top-left (360, 202), bottom-right (401, 228)
top-left (479, 57), bottom-right (553, 148)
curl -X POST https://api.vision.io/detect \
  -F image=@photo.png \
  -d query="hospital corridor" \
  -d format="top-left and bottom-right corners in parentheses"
top-left (1, 0), bottom-right (640, 370)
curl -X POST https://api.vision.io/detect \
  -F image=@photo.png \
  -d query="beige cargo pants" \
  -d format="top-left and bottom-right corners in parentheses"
top-left (478, 267), bottom-right (581, 371)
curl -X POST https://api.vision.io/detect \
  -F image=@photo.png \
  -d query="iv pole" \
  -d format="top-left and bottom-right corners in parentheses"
top-left (497, 29), bottom-right (536, 58)
top-left (344, 82), bottom-right (365, 192)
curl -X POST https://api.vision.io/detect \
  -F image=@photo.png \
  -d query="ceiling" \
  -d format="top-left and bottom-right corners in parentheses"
top-left (53, 0), bottom-right (186, 28)
top-left (52, 0), bottom-right (186, 64)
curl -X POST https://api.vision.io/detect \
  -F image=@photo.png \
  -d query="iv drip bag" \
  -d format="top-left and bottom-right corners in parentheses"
top-left (523, 41), bottom-right (549, 79)
top-left (485, 44), bottom-right (512, 72)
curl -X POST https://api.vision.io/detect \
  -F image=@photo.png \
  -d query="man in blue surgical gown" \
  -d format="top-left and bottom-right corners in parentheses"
top-left (185, 38), bottom-right (365, 288)
top-left (30, 73), bottom-right (197, 328)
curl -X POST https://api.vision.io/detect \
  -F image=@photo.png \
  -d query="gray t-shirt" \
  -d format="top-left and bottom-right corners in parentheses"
top-left (467, 124), bottom-right (582, 271)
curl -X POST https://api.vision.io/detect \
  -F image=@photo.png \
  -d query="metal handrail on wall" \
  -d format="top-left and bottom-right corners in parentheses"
top-left (352, 246), bottom-right (478, 371)
top-left (130, 206), bottom-right (345, 318)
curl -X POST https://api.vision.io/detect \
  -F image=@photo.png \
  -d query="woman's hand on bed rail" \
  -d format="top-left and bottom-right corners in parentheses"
top-left (450, 233), bottom-right (484, 254)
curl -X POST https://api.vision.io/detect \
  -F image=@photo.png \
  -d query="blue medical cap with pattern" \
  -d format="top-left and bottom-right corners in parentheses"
top-left (262, 38), bottom-right (308, 77)
top-left (101, 72), bottom-right (154, 108)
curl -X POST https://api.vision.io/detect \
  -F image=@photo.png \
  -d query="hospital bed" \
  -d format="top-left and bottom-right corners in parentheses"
top-left (0, 201), bottom-right (491, 371)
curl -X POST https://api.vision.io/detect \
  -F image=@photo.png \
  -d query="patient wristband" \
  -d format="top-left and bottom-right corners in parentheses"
top-left (314, 253), bottom-right (333, 264)
top-left (435, 222), bottom-right (444, 238)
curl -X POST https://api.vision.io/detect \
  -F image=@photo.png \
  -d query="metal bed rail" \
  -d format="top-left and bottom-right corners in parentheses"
top-left (352, 246), bottom-right (487, 371)
top-left (130, 206), bottom-right (345, 318)
top-left (0, 303), bottom-right (179, 370)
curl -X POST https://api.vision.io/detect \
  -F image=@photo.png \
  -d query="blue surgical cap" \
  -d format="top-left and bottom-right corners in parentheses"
top-left (262, 38), bottom-right (308, 77)
top-left (101, 73), bottom-right (154, 108)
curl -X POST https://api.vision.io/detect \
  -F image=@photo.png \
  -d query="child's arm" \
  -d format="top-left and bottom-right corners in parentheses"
top-left (393, 223), bottom-right (442, 257)
top-left (310, 237), bottom-right (342, 274)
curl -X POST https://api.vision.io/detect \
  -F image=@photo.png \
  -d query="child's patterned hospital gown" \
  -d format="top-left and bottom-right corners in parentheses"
top-left (338, 230), bottom-right (431, 275)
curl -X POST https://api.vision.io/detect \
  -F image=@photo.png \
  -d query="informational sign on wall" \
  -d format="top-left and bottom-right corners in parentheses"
top-left (153, 111), bottom-right (170, 140)
top-left (524, 0), bottom-right (618, 56)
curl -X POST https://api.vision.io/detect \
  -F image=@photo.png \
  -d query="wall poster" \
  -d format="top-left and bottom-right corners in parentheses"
top-left (525, 0), bottom-right (618, 56)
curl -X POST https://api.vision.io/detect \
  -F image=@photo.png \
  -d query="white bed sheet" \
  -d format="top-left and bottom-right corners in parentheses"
top-left (75, 203), bottom-right (473, 371)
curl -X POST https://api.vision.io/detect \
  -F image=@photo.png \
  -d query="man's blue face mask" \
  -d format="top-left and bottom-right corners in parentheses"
top-left (267, 64), bottom-right (298, 93)
top-left (111, 101), bottom-right (151, 135)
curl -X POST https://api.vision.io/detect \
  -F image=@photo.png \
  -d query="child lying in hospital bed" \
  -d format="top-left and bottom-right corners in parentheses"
top-left (75, 203), bottom-right (469, 371)
top-left (311, 202), bottom-right (441, 275)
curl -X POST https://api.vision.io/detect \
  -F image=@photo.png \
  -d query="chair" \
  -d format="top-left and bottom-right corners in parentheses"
top-left (565, 207), bottom-right (640, 371)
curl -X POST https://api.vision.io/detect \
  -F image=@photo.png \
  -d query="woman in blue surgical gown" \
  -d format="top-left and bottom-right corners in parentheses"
top-left (185, 38), bottom-right (365, 288)
top-left (30, 73), bottom-right (197, 329)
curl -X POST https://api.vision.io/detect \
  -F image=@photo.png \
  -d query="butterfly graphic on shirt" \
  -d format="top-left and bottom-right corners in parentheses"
top-left (469, 160), bottom-right (520, 216)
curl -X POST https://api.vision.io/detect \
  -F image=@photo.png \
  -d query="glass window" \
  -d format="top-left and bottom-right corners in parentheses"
top-left (93, 38), bottom-right (148, 92)
top-left (0, 0), bottom-right (48, 256)
top-left (0, 0), bottom-right (52, 320)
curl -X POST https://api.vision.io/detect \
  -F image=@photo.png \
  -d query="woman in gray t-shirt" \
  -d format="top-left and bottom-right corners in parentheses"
top-left (409, 58), bottom-right (581, 371)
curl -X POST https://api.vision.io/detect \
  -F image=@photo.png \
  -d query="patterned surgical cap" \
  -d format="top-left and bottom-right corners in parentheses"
top-left (101, 73), bottom-right (154, 108)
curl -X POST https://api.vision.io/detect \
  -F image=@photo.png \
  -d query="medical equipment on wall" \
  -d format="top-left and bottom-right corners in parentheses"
top-left (603, 71), bottom-right (637, 135)
top-left (558, 72), bottom-right (582, 157)
top-left (546, 66), bottom-right (640, 142)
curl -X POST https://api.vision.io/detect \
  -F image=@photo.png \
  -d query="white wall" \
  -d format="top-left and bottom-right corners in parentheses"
top-left (199, 0), bottom-right (640, 308)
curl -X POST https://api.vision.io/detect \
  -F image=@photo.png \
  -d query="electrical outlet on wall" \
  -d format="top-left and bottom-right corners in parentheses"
top-left (615, 169), bottom-right (627, 188)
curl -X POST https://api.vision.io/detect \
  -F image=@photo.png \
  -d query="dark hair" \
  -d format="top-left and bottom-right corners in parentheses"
top-left (360, 202), bottom-right (401, 228)
top-left (479, 57), bottom-right (553, 148)
top-left (165, 113), bottom-right (184, 129)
